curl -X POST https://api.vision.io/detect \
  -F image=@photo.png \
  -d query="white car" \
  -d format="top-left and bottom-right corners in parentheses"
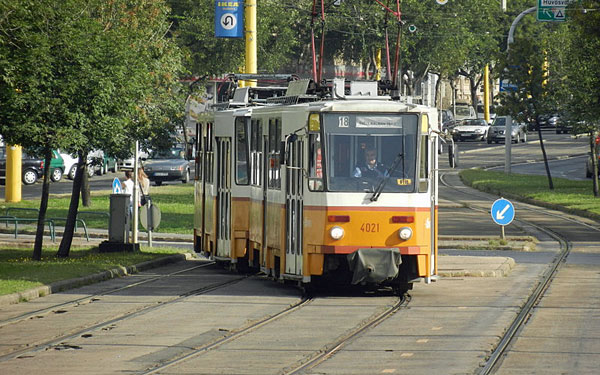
top-left (58, 150), bottom-right (97, 179)
top-left (118, 150), bottom-right (149, 170)
top-left (451, 119), bottom-right (490, 141)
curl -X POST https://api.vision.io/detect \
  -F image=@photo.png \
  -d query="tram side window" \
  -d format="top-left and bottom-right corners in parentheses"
top-left (235, 118), bottom-right (250, 185)
top-left (268, 118), bottom-right (281, 189)
top-left (205, 122), bottom-right (214, 184)
top-left (195, 122), bottom-right (202, 180)
top-left (419, 135), bottom-right (429, 192)
top-left (308, 133), bottom-right (324, 191)
top-left (250, 119), bottom-right (262, 186)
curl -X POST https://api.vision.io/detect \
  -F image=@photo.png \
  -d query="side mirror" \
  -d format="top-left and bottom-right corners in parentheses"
top-left (280, 134), bottom-right (299, 164)
top-left (280, 141), bottom-right (286, 164)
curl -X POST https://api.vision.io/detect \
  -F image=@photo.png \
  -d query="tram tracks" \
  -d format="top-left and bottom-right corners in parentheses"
top-left (282, 293), bottom-right (410, 375)
top-left (0, 261), bottom-right (215, 329)
top-left (137, 291), bottom-right (410, 375)
top-left (439, 171), bottom-right (600, 374)
top-left (0, 262), bottom-right (253, 362)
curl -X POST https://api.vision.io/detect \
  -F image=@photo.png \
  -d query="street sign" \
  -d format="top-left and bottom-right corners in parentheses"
top-left (215, 1), bottom-right (244, 38)
top-left (140, 204), bottom-right (161, 230)
top-left (112, 178), bottom-right (122, 194)
top-left (491, 198), bottom-right (515, 226)
top-left (537, 0), bottom-right (573, 22)
top-left (499, 79), bottom-right (517, 92)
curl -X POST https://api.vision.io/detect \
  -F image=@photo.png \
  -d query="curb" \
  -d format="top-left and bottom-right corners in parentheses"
top-left (0, 253), bottom-right (192, 306)
top-left (438, 256), bottom-right (516, 278)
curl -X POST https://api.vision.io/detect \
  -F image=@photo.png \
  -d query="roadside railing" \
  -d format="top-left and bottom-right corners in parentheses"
top-left (0, 208), bottom-right (109, 242)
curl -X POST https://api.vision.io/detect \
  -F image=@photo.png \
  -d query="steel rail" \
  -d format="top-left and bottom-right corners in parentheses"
top-left (478, 223), bottom-right (571, 374)
top-left (283, 294), bottom-right (410, 375)
top-left (0, 273), bottom-right (247, 362)
top-left (141, 296), bottom-right (314, 375)
top-left (438, 171), bottom-right (576, 374)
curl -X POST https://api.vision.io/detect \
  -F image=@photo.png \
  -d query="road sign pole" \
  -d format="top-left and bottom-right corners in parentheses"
top-left (505, 115), bottom-right (512, 174)
top-left (147, 200), bottom-right (153, 247)
top-left (491, 198), bottom-right (515, 240)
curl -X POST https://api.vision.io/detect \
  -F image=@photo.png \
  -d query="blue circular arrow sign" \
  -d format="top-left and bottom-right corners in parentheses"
top-left (491, 198), bottom-right (515, 226)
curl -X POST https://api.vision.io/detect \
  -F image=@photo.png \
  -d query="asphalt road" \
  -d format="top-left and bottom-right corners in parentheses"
top-left (445, 129), bottom-right (590, 179)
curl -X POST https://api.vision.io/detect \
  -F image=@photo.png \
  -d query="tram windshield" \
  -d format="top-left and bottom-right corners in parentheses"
top-left (322, 113), bottom-right (419, 193)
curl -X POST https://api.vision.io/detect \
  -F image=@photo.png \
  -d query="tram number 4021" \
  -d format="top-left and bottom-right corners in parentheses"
top-left (360, 223), bottom-right (380, 233)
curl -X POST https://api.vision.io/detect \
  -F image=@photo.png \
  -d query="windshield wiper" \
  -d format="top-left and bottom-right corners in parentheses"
top-left (370, 153), bottom-right (404, 202)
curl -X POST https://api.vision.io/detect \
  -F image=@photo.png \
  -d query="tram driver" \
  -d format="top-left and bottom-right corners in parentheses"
top-left (353, 148), bottom-right (386, 178)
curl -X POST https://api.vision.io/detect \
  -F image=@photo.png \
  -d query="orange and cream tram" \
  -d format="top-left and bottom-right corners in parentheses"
top-left (194, 78), bottom-right (439, 293)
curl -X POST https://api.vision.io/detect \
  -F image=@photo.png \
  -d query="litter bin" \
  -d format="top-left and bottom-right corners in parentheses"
top-left (99, 193), bottom-right (139, 252)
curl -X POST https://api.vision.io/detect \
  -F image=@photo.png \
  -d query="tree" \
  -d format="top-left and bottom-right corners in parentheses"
top-left (497, 29), bottom-right (557, 189)
top-left (0, 0), bottom-right (184, 259)
top-left (552, 1), bottom-right (600, 196)
top-left (167, 0), bottom-right (303, 76)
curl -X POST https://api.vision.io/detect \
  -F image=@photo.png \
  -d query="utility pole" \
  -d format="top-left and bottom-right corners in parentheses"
top-left (245, 0), bottom-right (257, 87)
top-left (504, 7), bottom-right (536, 175)
top-left (483, 65), bottom-right (490, 123)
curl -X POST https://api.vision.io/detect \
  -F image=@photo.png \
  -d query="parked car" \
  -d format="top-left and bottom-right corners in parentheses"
top-left (535, 113), bottom-right (559, 130)
top-left (58, 151), bottom-right (94, 179)
top-left (555, 113), bottom-right (574, 134)
top-left (439, 109), bottom-right (455, 132)
top-left (89, 150), bottom-right (118, 175)
top-left (486, 116), bottom-right (528, 144)
top-left (118, 149), bottom-right (149, 171)
top-left (451, 118), bottom-right (489, 141)
top-left (0, 147), bottom-right (64, 185)
top-left (142, 147), bottom-right (192, 186)
top-left (476, 103), bottom-right (497, 124)
top-left (453, 103), bottom-right (477, 121)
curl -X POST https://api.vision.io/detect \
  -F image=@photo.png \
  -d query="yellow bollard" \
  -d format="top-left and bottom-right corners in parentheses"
top-left (6, 144), bottom-right (22, 202)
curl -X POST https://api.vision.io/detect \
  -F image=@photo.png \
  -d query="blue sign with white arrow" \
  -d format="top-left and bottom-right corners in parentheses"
top-left (112, 178), bottom-right (123, 194)
top-left (491, 198), bottom-right (515, 226)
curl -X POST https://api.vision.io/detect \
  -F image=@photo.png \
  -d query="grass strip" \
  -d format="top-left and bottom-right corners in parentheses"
top-left (459, 169), bottom-right (600, 219)
top-left (0, 184), bottom-right (194, 234)
top-left (0, 246), bottom-right (188, 296)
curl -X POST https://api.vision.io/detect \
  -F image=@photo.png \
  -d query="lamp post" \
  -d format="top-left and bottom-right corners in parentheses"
top-left (504, 7), bottom-right (536, 174)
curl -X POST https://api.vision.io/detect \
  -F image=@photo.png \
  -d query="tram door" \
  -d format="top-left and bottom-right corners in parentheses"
top-left (285, 138), bottom-right (304, 275)
top-left (216, 137), bottom-right (231, 258)
top-left (194, 121), bottom-right (208, 253)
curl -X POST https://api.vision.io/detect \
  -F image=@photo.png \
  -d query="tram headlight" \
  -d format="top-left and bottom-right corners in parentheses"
top-left (329, 226), bottom-right (345, 240)
top-left (398, 227), bottom-right (413, 240)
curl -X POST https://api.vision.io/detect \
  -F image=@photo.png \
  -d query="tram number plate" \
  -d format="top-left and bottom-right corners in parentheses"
top-left (360, 223), bottom-right (380, 233)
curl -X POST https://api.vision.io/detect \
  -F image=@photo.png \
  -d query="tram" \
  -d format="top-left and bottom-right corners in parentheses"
top-left (193, 77), bottom-right (439, 293)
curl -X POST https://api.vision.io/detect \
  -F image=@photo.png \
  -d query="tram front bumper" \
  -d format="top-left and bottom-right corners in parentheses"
top-left (347, 248), bottom-right (402, 285)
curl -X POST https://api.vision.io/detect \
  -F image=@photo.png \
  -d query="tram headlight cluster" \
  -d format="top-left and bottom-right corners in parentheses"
top-left (398, 227), bottom-right (413, 240)
top-left (329, 226), bottom-right (345, 240)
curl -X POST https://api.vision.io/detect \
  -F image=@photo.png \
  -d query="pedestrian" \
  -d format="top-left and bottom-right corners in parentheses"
top-left (122, 170), bottom-right (134, 216)
top-left (138, 167), bottom-right (150, 206)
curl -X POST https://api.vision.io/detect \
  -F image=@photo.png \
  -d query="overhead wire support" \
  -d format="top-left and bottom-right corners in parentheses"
top-left (310, 0), bottom-right (326, 83)
top-left (383, 0), bottom-right (392, 80)
top-left (371, 0), bottom-right (402, 90)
